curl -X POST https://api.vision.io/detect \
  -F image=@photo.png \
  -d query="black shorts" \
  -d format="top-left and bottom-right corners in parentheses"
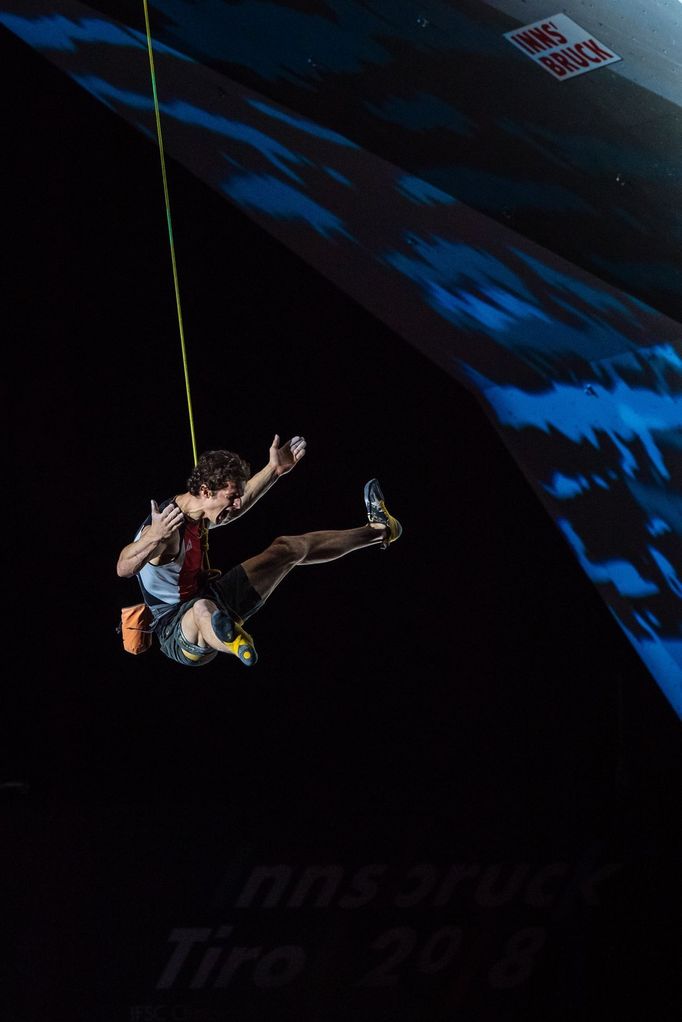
top-left (156, 564), bottom-right (263, 667)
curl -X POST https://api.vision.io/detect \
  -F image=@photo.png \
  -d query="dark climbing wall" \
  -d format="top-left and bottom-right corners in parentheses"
top-left (4, 0), bottom-right (682, 712)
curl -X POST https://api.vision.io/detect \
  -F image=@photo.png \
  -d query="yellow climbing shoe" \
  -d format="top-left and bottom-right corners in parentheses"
top-left (211, 611), bottom-right (258, 666)
top-left (364, 478), bottom-right (402, 550)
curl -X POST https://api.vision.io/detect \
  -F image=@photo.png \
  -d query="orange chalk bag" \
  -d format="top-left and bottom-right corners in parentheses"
top-left (119, 603), bottom-right (154, 655)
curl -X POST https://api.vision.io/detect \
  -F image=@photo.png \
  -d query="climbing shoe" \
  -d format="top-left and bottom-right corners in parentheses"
top-left (364, 478), bottom-right (402, 550)
top-left (211, 610), bottom-right (258, 667)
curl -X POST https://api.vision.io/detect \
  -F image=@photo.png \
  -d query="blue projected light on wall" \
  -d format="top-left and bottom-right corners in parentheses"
top-left (5, 0), bottom-right (682, 717)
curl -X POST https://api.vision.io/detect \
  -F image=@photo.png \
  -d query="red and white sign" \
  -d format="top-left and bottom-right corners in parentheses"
top-left (504, 13), bottom-right (621, 81)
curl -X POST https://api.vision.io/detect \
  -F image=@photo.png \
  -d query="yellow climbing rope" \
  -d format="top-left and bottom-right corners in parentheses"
top-left (142, 2), bottom-right (215, 572)
top-left (142, 0), bottom-right (198, 466)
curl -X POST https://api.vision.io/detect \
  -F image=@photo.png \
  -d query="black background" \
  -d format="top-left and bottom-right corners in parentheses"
top-left (3, 24), bottom-right (681, 1022)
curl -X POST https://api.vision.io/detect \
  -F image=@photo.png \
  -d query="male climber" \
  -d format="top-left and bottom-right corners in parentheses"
top-left (116, 435), bottom-right (402, 667)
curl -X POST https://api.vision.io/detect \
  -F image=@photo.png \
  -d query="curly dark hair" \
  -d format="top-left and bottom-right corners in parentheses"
top-left (187, 450), bottom-right (251, 495)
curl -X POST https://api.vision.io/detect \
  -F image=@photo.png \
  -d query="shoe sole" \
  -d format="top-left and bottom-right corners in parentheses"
top-left (212, 611), bottom-right (258, 666)
top-left (364, 479), bottom-right (402, 547)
